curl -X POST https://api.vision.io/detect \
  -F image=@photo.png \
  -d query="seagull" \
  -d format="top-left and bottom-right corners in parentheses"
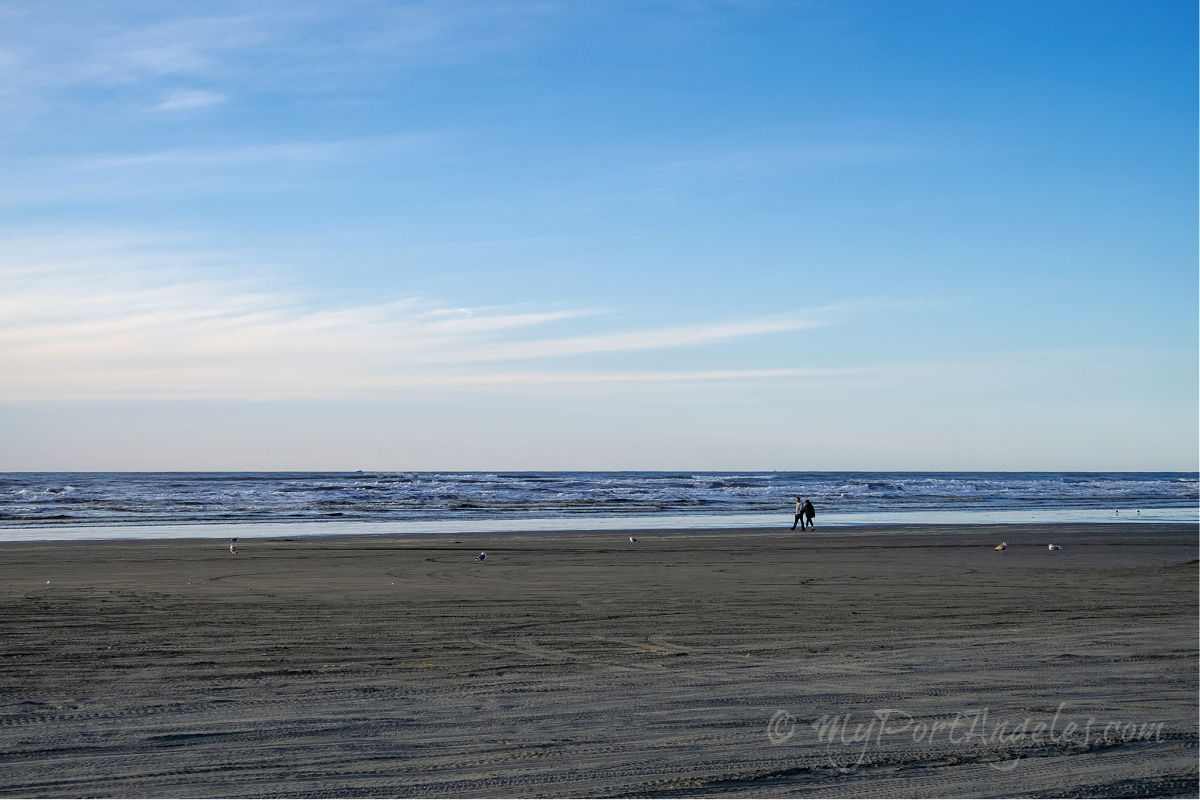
top-left (994, 541), bottom-right (1007, 551)
top-left (629, 536), bottom-right (639, 543)
top-left (1048, 544), bottom-right (1062, 551)
top-left (476, 552), bottom-right (486, 561)
top-left (229, 537), bottom-right (239, 554)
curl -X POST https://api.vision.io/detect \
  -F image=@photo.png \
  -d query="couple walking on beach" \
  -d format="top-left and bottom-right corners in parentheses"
top-left (791, 496), bottom-right (815, 531)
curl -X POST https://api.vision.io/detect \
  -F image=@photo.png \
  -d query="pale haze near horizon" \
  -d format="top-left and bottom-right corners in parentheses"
top-left (0, 1), bottom-right (1195, 472)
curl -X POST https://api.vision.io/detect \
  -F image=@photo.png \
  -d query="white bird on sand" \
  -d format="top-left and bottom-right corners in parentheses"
top-left (629, 536), bottom-right (639, 543)
top-left (476, 552), bottom-right (487, 561)
top-left (994, 541), bottom-right (1007, 551)
top-left (1048, 544), bottom-right (1062, 551)
top-left (229, 537), bottom-right (239, 554)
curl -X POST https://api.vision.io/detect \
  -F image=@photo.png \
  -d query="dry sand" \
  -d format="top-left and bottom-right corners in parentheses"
top-left (0, 523), bottom-right (1196, 798)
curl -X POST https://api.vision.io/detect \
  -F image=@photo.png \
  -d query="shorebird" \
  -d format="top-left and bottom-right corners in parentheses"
top-left (1048, 544), bottom-right (1062, 551)
top-left (476, 552), bottom-right (486, 561)
top-left (994, 541), bottom-right (1007, 551)
top-left (229, 537), bottom-right (239, 554)
top-left (629, 536), bottom-right (639, 543)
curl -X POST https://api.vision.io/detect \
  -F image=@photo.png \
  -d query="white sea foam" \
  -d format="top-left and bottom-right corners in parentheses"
top-left (0, 471), bottom-right (1194, 533)
top-left (0, 506), bottom-right (1195, 543)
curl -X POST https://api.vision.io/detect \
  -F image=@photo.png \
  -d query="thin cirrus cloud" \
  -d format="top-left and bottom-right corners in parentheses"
top-left (0, 135), bottom-right (434, 209)
top-left (77, 134), bottom-right (431, 172)
top-left (152, 89), bottom-right (227, 112)
top-left (0, 11), bottom-right (261, 119)
top-left (0, 244), bottom-right (838, 401)
top-left (0, 3), bottom-right (563, 123)
top-left (369, 367), bottom-right (860, 389)
top-left (644, 143), bottom-right (925, 176)
top-left (430, 317), bottom-right (827, 364)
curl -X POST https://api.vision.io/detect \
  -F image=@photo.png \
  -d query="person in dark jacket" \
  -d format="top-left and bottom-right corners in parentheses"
top-left (802, 499), bottom-right (815, 530)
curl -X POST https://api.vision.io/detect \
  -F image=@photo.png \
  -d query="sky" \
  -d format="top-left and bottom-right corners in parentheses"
top-left (0, 0), bottom-right (1195, 471)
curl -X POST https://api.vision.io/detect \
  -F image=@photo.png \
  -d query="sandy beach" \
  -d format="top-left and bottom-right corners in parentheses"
top-left (0, 523), bottom-right (1195, 798)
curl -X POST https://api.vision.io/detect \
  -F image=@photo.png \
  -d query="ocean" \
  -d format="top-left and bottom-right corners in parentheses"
top-left (0, 471), bottom-right (1195, 541)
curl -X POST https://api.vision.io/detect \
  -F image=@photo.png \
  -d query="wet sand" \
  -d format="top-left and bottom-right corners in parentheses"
top-left (0, 523), bottom-right (1196, 798)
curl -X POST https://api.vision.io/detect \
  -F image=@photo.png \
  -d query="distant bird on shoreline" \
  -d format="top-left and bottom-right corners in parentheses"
top-left (229, 537), bottom-right (239, 554)
top-left (629, 536), bottom-right (639, 543)
top-left (476, 552), bottom-right (487, 561)
top-left (994, 541), bottom-right (1007, 551)
top-left (1048, 544), bottom-right (1062, 551)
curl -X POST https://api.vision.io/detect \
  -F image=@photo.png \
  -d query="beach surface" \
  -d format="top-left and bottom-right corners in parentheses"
top-left (0, 523), bottom-right (1195, 798)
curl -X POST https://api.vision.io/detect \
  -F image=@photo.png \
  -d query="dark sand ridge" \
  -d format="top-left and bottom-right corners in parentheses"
top-left (0, 523), bottom-right (1195, 798)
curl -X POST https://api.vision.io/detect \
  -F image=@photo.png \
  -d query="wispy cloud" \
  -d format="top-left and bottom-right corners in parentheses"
top-left (80, 142), bottom-right (350, 171)
top-left (0, 134), bottom-right (432, 210)
top-left (77, 134), bottom-right (429, 171)
top-left (0, 231), bottom-right (840, 401)
top-left (0, 9), bottom-right (263, 123)
top-left (369, 366), bottom-right (861, 388)
top-left (152, 88), bottom-right (227, 112)
top-left (431, 316), bottom-right (825, 363)
top-left (646, 143), bottom-right (924, 175)
top-left (0, 3), bottom-right (564, 126)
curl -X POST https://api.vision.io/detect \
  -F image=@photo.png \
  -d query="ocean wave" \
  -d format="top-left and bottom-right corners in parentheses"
top-left (0, 471), bottom-right (1194, 527)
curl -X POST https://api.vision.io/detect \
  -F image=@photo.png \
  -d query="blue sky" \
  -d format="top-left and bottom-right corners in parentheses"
top-left (0, 0), bottom-right (1195, 470)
